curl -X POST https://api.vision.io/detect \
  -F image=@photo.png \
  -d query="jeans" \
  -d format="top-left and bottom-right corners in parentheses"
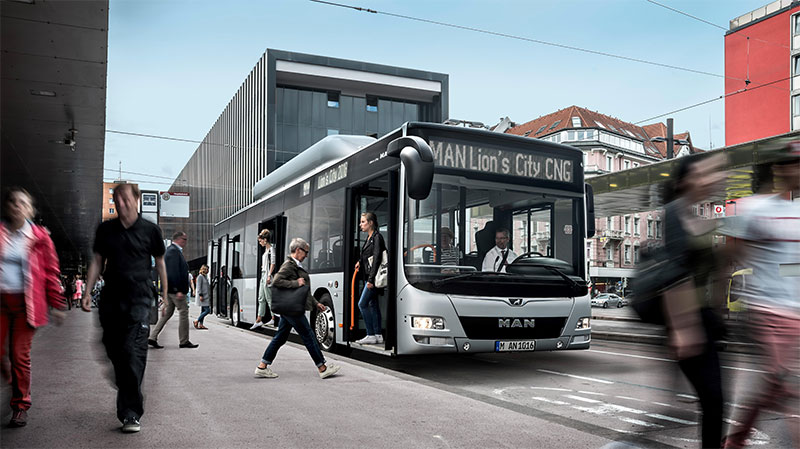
top-left (197, 306), bottom-right (211, 324)
top-left (358, 285), bottom-right (381, 336)
top-left (99, 305), bottom-right (149, 423)
top-left (261, 313), bottom-right (325, 368)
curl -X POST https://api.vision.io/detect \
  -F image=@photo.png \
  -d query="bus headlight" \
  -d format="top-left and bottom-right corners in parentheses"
top-left (412, 316), bottom-right (445, 330)
top-left (575, 317), bottom-right (590, 330)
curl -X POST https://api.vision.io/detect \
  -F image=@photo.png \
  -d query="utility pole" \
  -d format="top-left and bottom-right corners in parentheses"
top-left (666, 118), bottom-right (674, 159)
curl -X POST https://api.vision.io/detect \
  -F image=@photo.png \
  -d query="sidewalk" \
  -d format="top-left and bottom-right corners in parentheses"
top-left (591, 306), bottom-right (757, 354)
top-left (0, 306), bottom-right (612, 448)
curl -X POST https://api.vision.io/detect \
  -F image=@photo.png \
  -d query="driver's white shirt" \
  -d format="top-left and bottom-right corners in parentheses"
top-left (482, 246), bottom-right (518, 272)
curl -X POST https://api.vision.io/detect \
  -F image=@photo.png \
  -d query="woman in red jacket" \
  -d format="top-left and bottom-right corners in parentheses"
top-left (0, 187), bottom-right (66, 427)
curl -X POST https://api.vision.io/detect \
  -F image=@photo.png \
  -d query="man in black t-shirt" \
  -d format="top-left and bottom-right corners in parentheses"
top-left (82, 184), bottom-right (167, 433)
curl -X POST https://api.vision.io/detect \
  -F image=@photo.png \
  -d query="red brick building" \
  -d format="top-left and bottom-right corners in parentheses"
top-left (725, 0), bottom-right (799, 146)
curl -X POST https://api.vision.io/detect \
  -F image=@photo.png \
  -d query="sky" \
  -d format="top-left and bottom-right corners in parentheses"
top-left (105, 0), bottom-right (777, 191)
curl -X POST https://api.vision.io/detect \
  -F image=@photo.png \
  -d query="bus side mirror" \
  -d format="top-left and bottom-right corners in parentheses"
top-left (585, 183), bottom-right (595, 238)
top-left (387, 136), bottom-right (434, 200)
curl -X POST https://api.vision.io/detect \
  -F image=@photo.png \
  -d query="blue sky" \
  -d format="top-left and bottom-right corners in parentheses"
top-left (105, 0), bottom-right (775, 191)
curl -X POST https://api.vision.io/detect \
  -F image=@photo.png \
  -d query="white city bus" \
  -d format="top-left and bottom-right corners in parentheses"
top-left (209, 122), bottom-right (595, 355)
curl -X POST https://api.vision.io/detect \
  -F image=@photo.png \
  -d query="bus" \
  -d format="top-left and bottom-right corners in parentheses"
top-left (209, 122), bottom-right (595, 355)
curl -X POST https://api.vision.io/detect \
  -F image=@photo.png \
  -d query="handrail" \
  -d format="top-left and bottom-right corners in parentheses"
top-left (350, 267), bottom-right (359, 330)
top-left (405, 244), bottom-right (437, 262)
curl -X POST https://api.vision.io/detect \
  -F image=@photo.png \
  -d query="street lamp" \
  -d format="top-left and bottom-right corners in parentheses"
top-left (648, 118), bottom-right (690, 159)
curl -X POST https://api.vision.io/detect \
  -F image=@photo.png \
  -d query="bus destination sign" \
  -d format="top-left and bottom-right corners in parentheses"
top-left (317, 161), bottom-right (348, 190)
top-left (429, 138), bottom-right (574, 183)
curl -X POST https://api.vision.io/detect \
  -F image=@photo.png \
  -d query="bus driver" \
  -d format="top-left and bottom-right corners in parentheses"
top-left (482, 228), bottom-right (518, 273)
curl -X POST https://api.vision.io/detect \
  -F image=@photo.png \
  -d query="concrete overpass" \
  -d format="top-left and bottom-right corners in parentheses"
top-left (1, 0), bottom-right (109, 271)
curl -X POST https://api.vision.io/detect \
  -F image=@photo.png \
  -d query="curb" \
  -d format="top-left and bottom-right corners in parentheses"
top-left (592, 331), bottom-right (760, 355)
top-left (592, 315), bottom-right (639, 322)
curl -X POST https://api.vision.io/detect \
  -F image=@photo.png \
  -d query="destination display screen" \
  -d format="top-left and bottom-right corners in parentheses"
top-left (428, 137), bottom-right (576, 184)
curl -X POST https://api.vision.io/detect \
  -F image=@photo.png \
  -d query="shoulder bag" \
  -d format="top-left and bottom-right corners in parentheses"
top-left (368, 250), bottom-right (389, 288)
top-left (269, 284), bottom-right (309, 316)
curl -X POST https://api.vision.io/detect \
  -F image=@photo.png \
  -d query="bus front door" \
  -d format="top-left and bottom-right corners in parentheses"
top-left (345, 173), bottom-right (396, 350)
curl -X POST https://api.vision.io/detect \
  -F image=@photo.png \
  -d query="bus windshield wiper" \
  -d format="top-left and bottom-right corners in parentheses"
top-left (537, 265), bottom-right (581, 292)
top-left (432, 271), bottom-right (506, 286)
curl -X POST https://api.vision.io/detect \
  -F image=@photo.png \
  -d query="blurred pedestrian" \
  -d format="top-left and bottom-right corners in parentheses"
top-left (0, 187), bottom-right (66, 427)
top-left (148, 231), bottom-right (198, 349)
top-left (251, 229), bottom-right (276, 329)
top-left (253, 238), bottom-right (340, 379)
top-left (661, 153), bottom-right (727, 448)
top-left (720, 143), bottom-right (800, 449)
top-left (193, 265), bottom-right (211, 330)
top-left (354, 212), bottom-right (386, 344)
top-left (83, 183), bottom-right (167, 433)
top-left (73, 274), bottom-right (84, 309)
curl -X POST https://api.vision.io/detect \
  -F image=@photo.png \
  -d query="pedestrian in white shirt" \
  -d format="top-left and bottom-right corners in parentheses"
top-left (481, 228), bottom-right (518, 272)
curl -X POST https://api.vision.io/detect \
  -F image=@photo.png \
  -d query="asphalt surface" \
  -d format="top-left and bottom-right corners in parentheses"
top-left (1, 305), bottom-right (796, 448)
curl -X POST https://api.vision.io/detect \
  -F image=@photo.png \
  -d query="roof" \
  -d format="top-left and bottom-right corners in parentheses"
top-left (506, 105), bottom-right (702, 159)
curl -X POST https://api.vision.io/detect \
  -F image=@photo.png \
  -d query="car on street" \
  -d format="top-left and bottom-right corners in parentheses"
top-left (591, 293), bottom-right (624, 308)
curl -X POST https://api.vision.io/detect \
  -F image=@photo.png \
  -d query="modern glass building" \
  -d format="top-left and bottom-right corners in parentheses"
top-left (161, 49), bottom-right (449, 264)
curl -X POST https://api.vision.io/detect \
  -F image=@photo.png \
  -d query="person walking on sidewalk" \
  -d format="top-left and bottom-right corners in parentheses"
top-left (251, 229), bottom-right (275, 329)
top-left (83, 183), bottom-right (167, 433)
top-left (720, 144), bottom-right (800, 449)
top-left (193, 265), bottom-right (211, 330)
top-left (254, 238), bottom-right (340, 379)
top-left (0, 187), bottom-right (66, 428)
top-left (148, 231), bottom-right (198, 349)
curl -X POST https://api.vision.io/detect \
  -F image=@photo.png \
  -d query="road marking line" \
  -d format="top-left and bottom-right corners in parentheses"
top-left (611, 429), bottom-right (642, 435)
top-left (646, 413), bottom-right (697, 425)
top-left (589, 349), bottom-right (771, 374)
top-left (618, 417), bottom-right (663, 428)
top-left (529, 387), bottom-right (572, 391)
top-left (565, 395), bottom-right (602, 404)
top-left (677, 394), bottom-right (699, 400)
top-left (616, 395), bottom-right (645, 402)
top-left (537, 369), bottom-right (615, 384)
top-left (531, 396), bottom-right (570, 405)
top-left (578, 390), bottom-right (606, 396)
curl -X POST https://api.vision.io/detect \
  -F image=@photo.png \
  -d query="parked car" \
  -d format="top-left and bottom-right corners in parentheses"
top-left (591, 293), bottom-right (624, 308)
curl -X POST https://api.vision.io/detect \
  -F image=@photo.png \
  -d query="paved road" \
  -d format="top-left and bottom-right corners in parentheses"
top-left (2, 306), bottom-right (796, 448)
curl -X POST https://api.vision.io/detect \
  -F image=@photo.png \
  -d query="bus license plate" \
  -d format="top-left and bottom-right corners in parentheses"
top-left (495, 340), bottom-right (535, 352)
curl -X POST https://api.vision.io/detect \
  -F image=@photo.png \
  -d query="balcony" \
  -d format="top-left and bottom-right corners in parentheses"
top-left (601, 229), bottom-right (624, 240)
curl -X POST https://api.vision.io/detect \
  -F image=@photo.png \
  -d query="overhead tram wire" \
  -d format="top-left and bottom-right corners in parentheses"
top-left (644, 0), bottom-right (790, 49)
top-left (310, 0), bottom-right (754, 84)
top-left (633, 75), bottom-right (792, 125)
top-left (106, 129), bottom-right (304, 156)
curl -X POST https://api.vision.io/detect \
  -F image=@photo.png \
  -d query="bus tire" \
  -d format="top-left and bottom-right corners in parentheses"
top-left (313, 293), bottom-right (349, 355)
top-left (230, 292), bottom-right (242, 328)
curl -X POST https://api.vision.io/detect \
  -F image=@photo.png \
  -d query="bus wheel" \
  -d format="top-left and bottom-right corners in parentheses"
top-left (230, 293), bottom-right (241, 328)
top-left (313, 293), bottom-right (336, 352)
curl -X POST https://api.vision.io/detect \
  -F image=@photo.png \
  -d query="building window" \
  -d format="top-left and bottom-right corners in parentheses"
top-left (634, 245), bottom-right (640, 264)
top-left (109, 198), bottom-right (114, 204)
top-left (109, 208), bottom-right (114, 214)
top-left (794, 56), bottom-right (800, 76)
top-left (633, 162), bottom-right (639, 168)
top-left (606, 155), bottom-right (613, 171)
top-left (606, 216), bottom-right (613, 230)
top-left (647, 219), bottom-right (653, 238)
top-left (634, 217), bottom-right (640, 235)
top-left (366, 96), bottom-right (378, 112)
top-left (571, 117), bottom-right (581, 127)
top-left (595, 122), bottom-right (606, 129)
top-left (607, 246), bottom-right (614, 260)
top-left (549, 120), bottom-right (562, 130)
top-left (108, 188), bottom-right (113, 194)
top-left (624, 160), bottom-right (630, 170)
top-left (624, 244), bottom-right (631, 264)
top-left (326, 91), bottom-right (340, 108)
top-left (793, 95), bottom-right (800, 118)
top-left (794, 14), bottom-right (800, 35)
top-left (567, 130), bottom-right (575, 141)
top-left (327, 129), bottom-right (339, 136)
top-left (655, 220), bottom-right (662, 239)
top-left (624, 216), bottom-right (631, 234)
top-left (536, 125), bottom-right (547, 134)
top-left (585, 129), bottom-right (595, 140)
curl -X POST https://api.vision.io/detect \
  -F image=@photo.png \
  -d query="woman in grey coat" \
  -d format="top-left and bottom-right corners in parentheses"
top-left (193, 264), bottom-right (211, 329)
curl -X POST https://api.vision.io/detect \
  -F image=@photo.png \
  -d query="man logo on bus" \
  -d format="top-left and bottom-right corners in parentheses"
top-left (509, 298), bottom-right (524, 306)
top-left (498, 318), bottom-right (535, 328)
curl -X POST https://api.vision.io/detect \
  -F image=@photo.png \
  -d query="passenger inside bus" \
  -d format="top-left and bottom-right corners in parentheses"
top-left (439, 227), bottom-right (458, 266)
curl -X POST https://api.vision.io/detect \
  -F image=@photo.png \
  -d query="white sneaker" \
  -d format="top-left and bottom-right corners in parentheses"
top-left (356, 335), bottom-right (378, 344)
top-left (262, 319), bottom-right (274, 327)
top-left (319, 364), bottom-right (340, 379)
top-left (249, 321), bottom-right (262, 330)
top-left (375, 335), bottom-right (384, 344)
top-left (254, 366), bottom-right (278, 378)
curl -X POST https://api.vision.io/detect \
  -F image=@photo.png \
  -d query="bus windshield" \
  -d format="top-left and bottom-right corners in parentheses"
top-left (404, 174), bottom-right (585, 297)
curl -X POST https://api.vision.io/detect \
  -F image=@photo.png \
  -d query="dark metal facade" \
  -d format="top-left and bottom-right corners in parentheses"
top-left (161, 50), bottom-right (448, 263)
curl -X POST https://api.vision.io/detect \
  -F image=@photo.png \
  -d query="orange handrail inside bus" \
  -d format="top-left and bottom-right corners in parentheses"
top-left (405, 244), bottom-right (437, 262)
top-left (350, 267), bottom-right (359, 330)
